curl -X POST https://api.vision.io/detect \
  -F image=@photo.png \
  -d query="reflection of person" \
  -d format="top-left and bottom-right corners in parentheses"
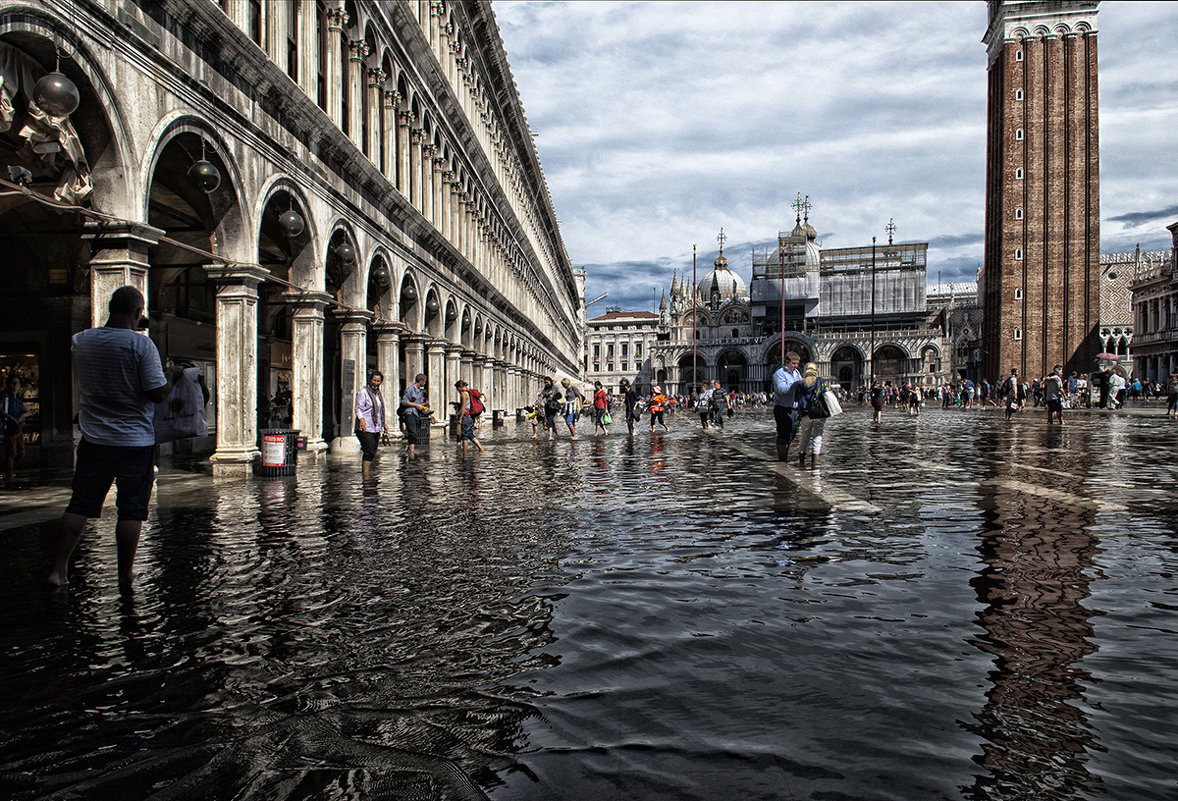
top-left (355, 370), bottom-right (388, 476)
top-left (1, 374), bottom-right (30, 489)
top-left (771, 352), bottom-right (802, 461)
top-left (47, 286), bottom-right (182, 591)
top-left (455, 380), bottom-right (483, 455)
top-left (401, 373), bottom-right (428, 457)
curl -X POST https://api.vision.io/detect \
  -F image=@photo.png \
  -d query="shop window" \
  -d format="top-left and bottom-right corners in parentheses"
top-left (0, 354), bottom-right (40, 446)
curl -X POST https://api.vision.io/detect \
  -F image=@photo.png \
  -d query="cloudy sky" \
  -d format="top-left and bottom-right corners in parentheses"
top-left (492, 1), bottom-right (1178, 313)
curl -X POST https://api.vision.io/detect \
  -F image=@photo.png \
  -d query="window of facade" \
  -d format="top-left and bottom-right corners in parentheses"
top-left (1014, 328), bottom-right (1023, 341)
top-left (621, 343), bottom-right (629, 357)
top-left (1016, 49), bottom-right (1024, 62)
top-left (1015, 207), bottom-right (1023, 220)
top-left (593, 344), bottom-right (599, 358)
top-left (1015, 168), bottom-right (1024, 180)
top-left (1015, 128), bottom-right (1024, 141)
top-left (1015, 89), bottom-right (1024, 101)
top-left (248, 0), bottom-right (262, 47)
top-left (287, 1), bottom-right (299, 79)
top-left (621, 361), bottom-right (627, 371)
top-left (1014, 287), bottom-right (1023, 300)
top-left (1015, 248), bottom-right (1023, 261)
top-left (635, 344), bottom-right (642, 358)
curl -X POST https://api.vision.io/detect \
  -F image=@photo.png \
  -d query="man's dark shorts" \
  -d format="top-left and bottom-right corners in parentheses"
top-left (65, 438), bottom-right (155, 521)
top-left (460, 415), bottom-right (477, 442)
top-left (1046, 398), bottom-right (1063, 414)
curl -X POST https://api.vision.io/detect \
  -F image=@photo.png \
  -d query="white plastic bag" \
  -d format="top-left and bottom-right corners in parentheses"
top-left (154, 367), bottom-right (208, 442)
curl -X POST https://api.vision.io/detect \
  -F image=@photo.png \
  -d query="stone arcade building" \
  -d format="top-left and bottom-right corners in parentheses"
top-left (0, 0), bottom-right (581, 476)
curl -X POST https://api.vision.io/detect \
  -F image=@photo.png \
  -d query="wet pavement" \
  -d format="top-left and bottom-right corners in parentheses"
top-left (1, 404), bottom-right (1176, 800)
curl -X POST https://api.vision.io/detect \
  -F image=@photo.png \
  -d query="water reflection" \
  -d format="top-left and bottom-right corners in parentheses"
top-left (966, 424), bottom-right (1103, 800)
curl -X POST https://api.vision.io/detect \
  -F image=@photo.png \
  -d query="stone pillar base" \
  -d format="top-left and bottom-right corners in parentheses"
top-left (328, 436), bottom-right (363, 456)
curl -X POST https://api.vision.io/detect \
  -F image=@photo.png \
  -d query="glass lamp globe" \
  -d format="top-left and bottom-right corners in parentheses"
top-left (33, 71), bottom-right (80, 117)
top-left (278, 209), bottom-right (304, 238)
top-left (188, 160), bottom-right (221, 193)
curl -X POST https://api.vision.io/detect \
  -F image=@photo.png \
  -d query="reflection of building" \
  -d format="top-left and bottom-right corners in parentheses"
top-left (967, 424), bottom-right (1103, 800)
top-left (625, 212), bottom-right (948, 396)
top-left (980, 1), bottom-right (1101, 383)
top-left (1129, 230), bottom-right (1178, 382)
top-left (0, 0), bottom-right (579, 476)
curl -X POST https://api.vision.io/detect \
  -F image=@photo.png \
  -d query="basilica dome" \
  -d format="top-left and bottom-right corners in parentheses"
top-left (699, 254), bottom-right (748, 300)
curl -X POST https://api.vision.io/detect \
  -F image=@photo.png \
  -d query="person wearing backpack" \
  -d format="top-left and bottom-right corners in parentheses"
top-left (794, 362), bottom-right (829, 470)
top-left (466, 385), bottom-right (486, 430)
top-left (1002, 368), bottom-right (1021, 421)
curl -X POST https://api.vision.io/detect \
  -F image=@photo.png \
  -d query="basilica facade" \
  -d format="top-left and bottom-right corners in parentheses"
top-left (0, 0), bottom-right (580, 476)
top-left (635, 215), bottom-right (950, 396)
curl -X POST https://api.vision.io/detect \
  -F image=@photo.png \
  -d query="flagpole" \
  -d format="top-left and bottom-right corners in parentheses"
top-left (692, 244), bottom-right (697, 390)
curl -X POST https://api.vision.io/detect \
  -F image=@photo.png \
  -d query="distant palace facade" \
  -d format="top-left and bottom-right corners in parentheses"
top-left (586, 211), bottom-right (952, 395)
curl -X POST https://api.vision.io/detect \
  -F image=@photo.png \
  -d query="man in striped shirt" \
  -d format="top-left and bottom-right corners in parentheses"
top-left (47, 286), bottom-right (181, 592)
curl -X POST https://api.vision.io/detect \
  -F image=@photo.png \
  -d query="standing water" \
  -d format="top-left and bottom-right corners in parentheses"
top-left (1, 407), bottom-right (1174, 800)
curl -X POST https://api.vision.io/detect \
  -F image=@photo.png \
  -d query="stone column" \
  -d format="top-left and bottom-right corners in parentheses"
top-left (383, 90), bottom-right (400, 183)
top-left (445, 345), bottom-right (463, 417)
top-left (409, 128), bottom-right (424, 211)
top-left (348, 39), bottom-right (369, 152)
top-left (366, 67), bottom-right (385, 166)
top-left (397, 110), bottom-right (412, 197)
top-left (373, 322), bottom-right (404, 437)
top-left (330, 308), bottom-right (373, 456)
top-left (326, 8), bottom-right (347, 130)
top-left (298, 0), bottom-right (318, 100)
top-left (204, 262), bottom-right (270, 474)
top-left (432, 152), bottom-right (446, 231)
top-left (422, 144), bottom-right (435, 224)
top-left (403, 333), bottom-right (426, 387)
top-left (472, 354), bottom-right (487, 397)
top-left (82, 221), bottom-right (163, 328)
top-left (426, 341), bottom-right (448, 425)
top-left (285, 290), bottom-right (333, 456)
top-left (461, 350), bottom-right (476, 386)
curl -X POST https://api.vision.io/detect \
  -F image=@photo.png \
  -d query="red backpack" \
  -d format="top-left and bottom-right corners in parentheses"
top-left (468, 388), bottom-right (484, 415)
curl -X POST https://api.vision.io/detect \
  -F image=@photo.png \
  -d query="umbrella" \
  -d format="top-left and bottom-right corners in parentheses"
top-left (1094, 353), bottom-right (1119, 361)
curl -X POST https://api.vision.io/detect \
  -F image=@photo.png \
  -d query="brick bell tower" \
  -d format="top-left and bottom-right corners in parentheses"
top-left (981, 0), bottom-right (1101, 383)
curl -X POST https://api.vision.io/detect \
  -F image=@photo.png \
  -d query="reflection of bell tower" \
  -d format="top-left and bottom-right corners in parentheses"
top-left (966, 426), bottom-right (1103, 799)
top-left (981, 1), bottom-right (1100, 384)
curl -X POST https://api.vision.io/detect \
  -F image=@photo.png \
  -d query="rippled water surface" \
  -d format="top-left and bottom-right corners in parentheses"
top-left (2, 407), bottom-right (1176, 800)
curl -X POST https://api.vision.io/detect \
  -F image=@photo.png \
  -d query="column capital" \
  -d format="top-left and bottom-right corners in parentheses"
top-left (333, 307), bottom-right (375, 327)
top-left (204, 262), bottom-right (270, 288)
top-left (372, 320), bottom-right (405, 336)
top-left (283, 290), bottom-right (334, 311)
top-left (326, 7), bottom-right (348, 30)
top-left (81, 220), bottom-right (165, 253)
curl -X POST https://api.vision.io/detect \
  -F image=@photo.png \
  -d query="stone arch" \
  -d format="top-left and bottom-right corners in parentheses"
top-left (365, 248), bottom-right (394, 321)
top-left (831, 344), bottom-right (865, 390)
top-left (255, 175), bottom-right (318, 289)
top-left (0, 14), bottom-right (136, 216)
top-left (422, 283), bottom-right (444, 338)
top-left (398, 270), bottom-right (421, 332)
top-left (324, 222), bottom-right (362, 307)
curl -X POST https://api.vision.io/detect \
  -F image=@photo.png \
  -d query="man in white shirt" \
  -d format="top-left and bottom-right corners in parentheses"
top-left (47, 287), bottom-right (182, 591)
top-left (771, 351), bottom-right (803, 461)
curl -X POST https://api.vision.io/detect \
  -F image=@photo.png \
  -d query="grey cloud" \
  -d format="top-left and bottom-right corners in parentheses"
top-left (1106, 205), bottom-right (1178, 227)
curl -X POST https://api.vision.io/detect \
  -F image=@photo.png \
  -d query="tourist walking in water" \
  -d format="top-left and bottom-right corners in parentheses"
top-left (697, 383), bottom-right (712, 429)
top-left (592, 381), bottom-right (609, 436)
top-left (794, 362), bottom-right (829, 470)
top-left (1167, 372), bottom-right (1178, 419)
top-left (1042, 364), bottom-right (1065, 426)
top-left (870, 379), bottom-right (886, 424)
top-left (454, 380), bottom-right (483, 455)
top-left (355, 370), bottom-right (389, 477)
top-left (46, 286), bottom-right (182, 591)
top-left (401, 373), bottom-right (429, 457)
top-left (622, 378), bottom-right (640, 435)
top-left (771, 351), bottom-right (802, 461)
top-left (649, 385), bottom-right (670, 432)
top-left (710, 380), bottom-right (727, 429)
top-left (539, 376), bottom-right (562, 441)
top-left (1002, 368), bottom-right (1022, 421)
top-left (560, 378), bottom-right (583, 440)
